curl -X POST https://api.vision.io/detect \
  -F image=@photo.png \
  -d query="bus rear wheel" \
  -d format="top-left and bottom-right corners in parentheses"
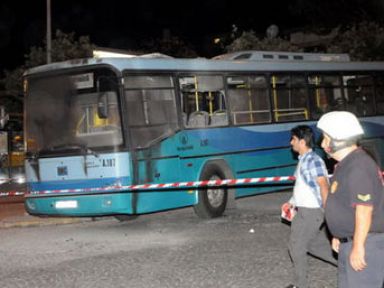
top-left (193, 164), bottom-right (228, 219)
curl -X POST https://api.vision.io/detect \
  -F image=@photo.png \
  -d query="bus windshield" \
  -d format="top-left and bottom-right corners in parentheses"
top-left (25, 70), bottom-right (123, 155)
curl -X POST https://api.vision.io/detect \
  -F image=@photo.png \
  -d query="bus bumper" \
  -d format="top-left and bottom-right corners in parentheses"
top-left (24, 192), bottom-right (133, 217)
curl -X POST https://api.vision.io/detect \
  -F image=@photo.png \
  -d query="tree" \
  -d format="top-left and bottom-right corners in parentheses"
top-left (225, 30), bottom-right (301, 53)
top-left (25, 30), bottom-right (95, 68)
top-left (1, 30), bottom-right (95, 103)
top-left (141, 34), bottom-right (198, 58)
top-left (288, 0), bottom-right (384, 29)
top-left (327, 21), bottom-right (384, 61)
top-left (224, 21), bottom-right (384, 62)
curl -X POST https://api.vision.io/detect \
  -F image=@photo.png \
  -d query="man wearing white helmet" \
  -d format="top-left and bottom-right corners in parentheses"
top-left (317, 111), bottom-right (384, 288)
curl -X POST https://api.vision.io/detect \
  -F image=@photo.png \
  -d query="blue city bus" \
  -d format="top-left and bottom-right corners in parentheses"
top-left (23, 51), bottom-right (384, 219)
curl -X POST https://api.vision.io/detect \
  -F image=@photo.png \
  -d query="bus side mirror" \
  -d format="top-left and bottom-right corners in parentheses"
top-left (97, 93), bottom-right (108, 119)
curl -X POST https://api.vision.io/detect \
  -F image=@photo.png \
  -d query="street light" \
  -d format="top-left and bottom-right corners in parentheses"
top-left (46, 0), bottom-right (51, 64)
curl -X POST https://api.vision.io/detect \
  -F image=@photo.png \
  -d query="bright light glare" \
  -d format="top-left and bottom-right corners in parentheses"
top-left (13, 174), bottom-right (26, 184)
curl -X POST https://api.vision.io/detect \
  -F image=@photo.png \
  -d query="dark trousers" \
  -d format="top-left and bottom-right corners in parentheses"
top-left (288, 207), bottom-right (337, 288)
top-left (338, 233), bottom-right (384, 288)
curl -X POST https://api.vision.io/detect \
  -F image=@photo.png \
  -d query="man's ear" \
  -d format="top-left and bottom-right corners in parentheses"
top-left (299, 138), bottom-right (306, 146)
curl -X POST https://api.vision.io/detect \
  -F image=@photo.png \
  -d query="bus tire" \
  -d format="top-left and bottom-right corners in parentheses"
top-left (193, 163), bottom-right (228, 219)
top-left (114, 214), bottom-right (139, 222)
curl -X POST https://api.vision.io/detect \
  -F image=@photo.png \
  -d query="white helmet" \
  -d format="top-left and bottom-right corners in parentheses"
top-left (317, 111), bottom-right (364, 140)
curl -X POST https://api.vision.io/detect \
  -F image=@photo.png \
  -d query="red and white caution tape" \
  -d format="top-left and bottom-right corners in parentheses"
top-left (25, 175), bottom-right (296, 197)
top-left (0, 191), bottom-right (25, 197)
top-left (2, 170), bottom-right (383, 198)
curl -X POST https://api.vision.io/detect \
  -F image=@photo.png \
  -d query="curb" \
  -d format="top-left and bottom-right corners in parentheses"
top-left (0, 216), bottom-right (96, 229)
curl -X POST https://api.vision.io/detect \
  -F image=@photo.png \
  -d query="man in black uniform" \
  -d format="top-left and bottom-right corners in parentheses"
top-left (317, 111), bottom-right (384, 288)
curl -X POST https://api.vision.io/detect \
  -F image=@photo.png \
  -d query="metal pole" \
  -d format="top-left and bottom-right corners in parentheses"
top-left (7, 131), bottom-right (12, 179)
top-left (46, 0), bottom-right (52, 64)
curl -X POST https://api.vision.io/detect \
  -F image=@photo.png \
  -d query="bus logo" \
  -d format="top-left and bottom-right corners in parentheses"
top-left (179, 135), bottom-right (188, 145)
top-left (57, 166), bottom-right (68, 176)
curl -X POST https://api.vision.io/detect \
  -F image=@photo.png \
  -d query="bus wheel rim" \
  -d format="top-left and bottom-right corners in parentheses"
top-left (207, 175), bottom-right (225, 208)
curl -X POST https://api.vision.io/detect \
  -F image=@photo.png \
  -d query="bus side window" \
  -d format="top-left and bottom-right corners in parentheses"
top-left (179, 75), bottom-right (226, 128)
top-left (210, 91), bottom-right (228, 127)
top-left (342, 74), bottom-right (375, 116)
top-left (227, 75), bottom-right (270, 125)
top-left (321, 75), bottom-right (344, 112)
top-left (182, 112), bottom-right (188, 126)
top-left (308, 75), bottom-right (329, 119)
top-left (308, 75), bottom-right (343, 118)
top-left (123, 75), bottom-right (177, 148)
top-left (271, 75), bottom-right (308, 122)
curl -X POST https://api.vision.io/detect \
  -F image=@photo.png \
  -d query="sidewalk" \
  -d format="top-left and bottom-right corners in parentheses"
top-left (0, 198), bottom-right (94, 229)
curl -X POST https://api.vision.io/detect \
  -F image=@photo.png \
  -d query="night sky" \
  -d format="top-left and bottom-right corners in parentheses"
top-left (0, 0), bottom-right (304, 72)
top-left (0, 0), bottom-right (382, 72)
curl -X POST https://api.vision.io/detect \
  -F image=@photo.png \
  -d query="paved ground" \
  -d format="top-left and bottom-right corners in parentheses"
top-left (0, 191), bottom-right (338, 288)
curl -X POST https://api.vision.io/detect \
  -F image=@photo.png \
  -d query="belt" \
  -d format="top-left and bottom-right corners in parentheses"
top-left (339, 236), bottom-right (353, 243)
top-left (339, 233), bottom-right (383, 243)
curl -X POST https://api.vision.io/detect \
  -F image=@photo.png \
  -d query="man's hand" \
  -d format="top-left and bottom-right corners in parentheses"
top-left (332, 238), bottom-right (340, 253)
top-left (317, 176), bottom-right (329, 207)
top-left (281, 202), bottom-right (295, 221)
top-left (350, 245), bottom-right (367, 271)
top-left (281, 202), bottom-right (292, 212)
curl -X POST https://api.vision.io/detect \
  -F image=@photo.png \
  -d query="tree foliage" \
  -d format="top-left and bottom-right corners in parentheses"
top-left (141, 35), bottom-right (198, 58)
top-left (224, 21), bottom-right (384, 62)
top-left (25, 30), bottom-right (95, 68)
top-left (1, 30), bottom-right (95, 102)
top-left (288, 0), bottom-right (384, 29)
top-left (327, 21), bottom-right (384, 61)
top-left (225, 30), bottom-right (301, 53)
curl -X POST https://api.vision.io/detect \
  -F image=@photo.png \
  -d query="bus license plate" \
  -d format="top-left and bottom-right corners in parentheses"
top-left (55, 200), bottom-right (78, 209)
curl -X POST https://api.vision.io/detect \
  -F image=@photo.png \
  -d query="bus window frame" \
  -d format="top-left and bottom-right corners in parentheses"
top-left (341, 72), bottom-right (376, 116)
top-left (178, 73), bottom-right (228, 129)
top-left (25, 66), bottom-right (127, 155)
top-left (270, 72), bottom-right (310, 122)
top-left (226, 73), bottom-right (272, 126)
top-left (122, 72), bottom-right (179, 149)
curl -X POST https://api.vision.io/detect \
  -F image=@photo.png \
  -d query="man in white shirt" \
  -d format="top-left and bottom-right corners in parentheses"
top-left (283, 125), bottom-right (337, 288)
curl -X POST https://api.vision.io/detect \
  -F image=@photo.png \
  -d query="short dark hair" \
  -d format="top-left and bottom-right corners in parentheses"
top-left (291, 125), bottom-right (314, 148)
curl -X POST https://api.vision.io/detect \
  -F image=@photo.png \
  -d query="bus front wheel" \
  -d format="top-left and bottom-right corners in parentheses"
top-left (193, 164), bottom-right (228, 219)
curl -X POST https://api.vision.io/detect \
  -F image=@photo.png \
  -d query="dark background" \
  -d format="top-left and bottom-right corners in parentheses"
top-left (0, 0), bottom-right (383, 72)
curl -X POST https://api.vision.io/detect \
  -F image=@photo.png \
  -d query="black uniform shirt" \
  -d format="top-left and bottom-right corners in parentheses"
top-left (325, 149), bottom-right (384, 238)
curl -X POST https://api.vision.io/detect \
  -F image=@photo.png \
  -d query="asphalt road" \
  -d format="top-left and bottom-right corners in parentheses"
top-left (0, 191), bottom-right (337, 288)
